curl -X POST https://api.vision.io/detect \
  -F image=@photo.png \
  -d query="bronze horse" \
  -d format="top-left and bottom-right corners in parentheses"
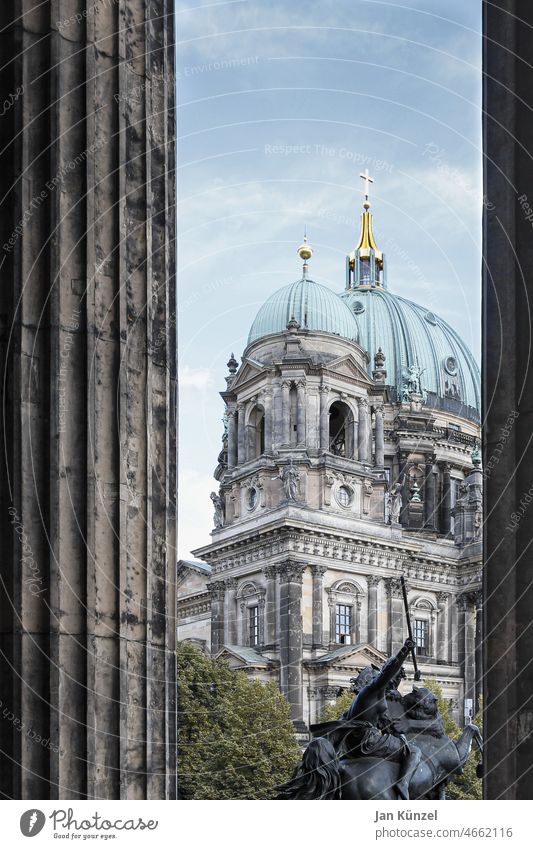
top-left (278, 687), bottom-right (482, 800)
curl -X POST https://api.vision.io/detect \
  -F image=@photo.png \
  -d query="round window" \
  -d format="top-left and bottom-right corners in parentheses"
top-left (444, 356), bottom-right (458, 375)
top-left (336, 485), bottom-right (353, 508)
top-left (352, 301), bottom-right (365, 314)
top-left (425, 311), bottom-right (437, 325)
top-left (248, 487), bottom-right (258, 510)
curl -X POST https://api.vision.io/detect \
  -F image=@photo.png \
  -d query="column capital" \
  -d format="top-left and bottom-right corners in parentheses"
top-left (373, 400), bottom-right (384, 413)
top-left (357, 396), bottom-right (369, 410)
top-left (277, 560), bottom-right (306, 584)
top-left (263, 564), bottom-right (277, 580)
top-left (367, 575), bottom-right (381, 588)
top-left (436, 591), bottom-right (450, 604)
top-left (207, 580), bottom-right (226, 600)
top-left (311, 564), bottom-right (327, 577)
top-left (319, 384), bottom-right (330, 395)
top-left (296, 378), bottom-right (306, 389)
top-left (385, 577), bottom-right (403, 598)
top-left (281, 379), bottom-right (292, 389)
top-left (224, 576), bottom-right (238, 590)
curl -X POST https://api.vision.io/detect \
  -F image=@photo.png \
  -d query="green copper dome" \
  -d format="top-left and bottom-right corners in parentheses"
top-left (248, 277), bottom-right (360, 345)
top-left (340, 286), bottom-right (481, 420)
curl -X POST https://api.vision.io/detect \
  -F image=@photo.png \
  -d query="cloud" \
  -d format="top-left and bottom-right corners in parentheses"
top-left (179, 365), bottom-right (215, 389)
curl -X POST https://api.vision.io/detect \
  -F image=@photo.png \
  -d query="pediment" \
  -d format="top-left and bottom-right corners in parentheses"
top-left (325, 355), bottom-right (373, 386)
top-left (308, 643), bottom-right (388, 670)
top-left (215, 644), bottom-right (271, 669)
top-left (229, 360), bottom-right (266, 391)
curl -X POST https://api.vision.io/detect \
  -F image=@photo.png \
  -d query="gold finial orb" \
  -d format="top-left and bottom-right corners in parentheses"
top-left (297, 234), bottom-right (313, 262)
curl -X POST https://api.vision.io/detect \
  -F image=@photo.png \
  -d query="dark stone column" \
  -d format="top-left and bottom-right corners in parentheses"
top-left (262, 387), bottom-right (273, 453)
top-left (281, 380), bottom-right (291, 445)
top-left (209, 582), bottom-right (226, 655)
top-left (227, 409), bottom-right (237, 467)
top-left (357, 398), bottom-right (369, 462)
top-left (224, 577), bottom-right (238, 645)
top-left (319, 384), bottom-right (329, 451)
top-left (296, 379), bottom-right (306, 445)
top-left (374, 403), bottom-right (384, 467)
top-left (0, 0), bottom-right (176, 800)
top-left (386, 578), bottom-right (403, 655)
top-left (263, 565), bottom-right (277, 647)
top-left (367, 576), bottom-right (380, 646)
top-left (440, 462), bottom-right (452, 535)
top-left (237, 402), bottom-right (246, 464)
top-left (424, 455), bottom-right (437, 529)
top-left (278, 562), bottom-right (306, 731)
top-left (311, 565), bottom-right (327, 647)
top-left (483, 0), bottom-right (533, 799)
top-left (399, 453), bottom-right (409, 525)
top-left (457, 594), bottom-right (476, 719)
top-left (436, 592), bottom-right (449, 662)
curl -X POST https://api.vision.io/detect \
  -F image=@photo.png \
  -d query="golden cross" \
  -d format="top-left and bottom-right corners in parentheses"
top-left (360, 168), bottom-right (374, 208)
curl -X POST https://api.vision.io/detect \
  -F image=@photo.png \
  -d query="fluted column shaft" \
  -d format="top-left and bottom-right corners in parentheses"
top-left (278, 562), bottom-right (305, 727)
top-left (437, 592), bottom-right (449, 662)
top-left (358, 398), bottom-right (369, 462)
top-left (296, 380), bottom-right (306, 444)
top-left (387, 579), bottom-right (404, 655)
top-left (367, 577), bottom-right (380, 646)
top-left (441, 463), bottom-right (452, 534)
top-left (424, 456), bottom-right (436, 529)
top-left (374, 404), bottom-right (384, 466)
top-left (319, 385), bottom-right (329, 450)
top-left (237, 403), bottom-right (246, 464)
top-left (272, 380), bottom-right (283, 447)
top-left (263, 565), bottom-right (277, 647)
top-left (262, 388), bottom-right (273, 453)
top-left (227, 409), bottom-right (237, 468)
top-left (281, 381), bottom-right (291, 445)
top-left (311, 565), bottom-right (326, 647)
top-left (225, 578), bottom-right (238, 645)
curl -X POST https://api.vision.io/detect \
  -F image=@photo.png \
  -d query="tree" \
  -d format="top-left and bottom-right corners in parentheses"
top-left (177, 641), bottom-right (301, 799)
top-left (320, 678), bottom-right (482, 800)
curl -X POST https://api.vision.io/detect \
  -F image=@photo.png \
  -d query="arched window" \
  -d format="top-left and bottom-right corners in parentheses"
top-left (246, 405), bottom-right (265, 460)
top-left (328, 401), bottom-right (354, 457)
top-left (327, 580), bottom-right (364, 646)
top-left (237, 581), bottom-right (265, 647)
top-left (409, 597), bottom-right (437, 658)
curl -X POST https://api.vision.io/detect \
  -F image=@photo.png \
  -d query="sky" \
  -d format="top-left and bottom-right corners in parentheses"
top-left (176, 0), bottom-right (482, 560)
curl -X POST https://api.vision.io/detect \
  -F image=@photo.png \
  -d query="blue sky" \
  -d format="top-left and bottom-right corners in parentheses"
top-left (177, 0), bottom-right (482, 559)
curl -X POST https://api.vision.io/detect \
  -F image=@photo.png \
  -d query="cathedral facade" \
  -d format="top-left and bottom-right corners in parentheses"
top-left (178, 182), bottom-right (482, 734)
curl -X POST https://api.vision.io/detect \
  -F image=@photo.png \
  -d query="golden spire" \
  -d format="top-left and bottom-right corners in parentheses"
top-left (297, 231), bottom-right (313, 279)
top-left (345, 170), bottom-right (385, 289)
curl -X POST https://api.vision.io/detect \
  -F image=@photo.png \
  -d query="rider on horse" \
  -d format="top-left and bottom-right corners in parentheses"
top-left (311, 638), bottom-right (421, 800)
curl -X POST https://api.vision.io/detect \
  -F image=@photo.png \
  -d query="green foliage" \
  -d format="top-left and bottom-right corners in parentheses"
top-left (177, 641), bottom-right (301, 799)
top-left (423, 679), bottom-right (482, 800)
top-left (321, 689), bottom-right (353, 721)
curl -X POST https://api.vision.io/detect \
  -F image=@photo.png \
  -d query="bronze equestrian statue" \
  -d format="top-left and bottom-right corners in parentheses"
top-left (277, 638), bottom-right (482, 800)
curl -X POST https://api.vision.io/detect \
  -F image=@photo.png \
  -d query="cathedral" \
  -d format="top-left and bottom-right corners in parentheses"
top-left (178, 174), bottom-right (482, 736)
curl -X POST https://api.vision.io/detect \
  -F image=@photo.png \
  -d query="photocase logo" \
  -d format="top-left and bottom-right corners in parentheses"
top-left (20, 810), bottom-right (46, 837)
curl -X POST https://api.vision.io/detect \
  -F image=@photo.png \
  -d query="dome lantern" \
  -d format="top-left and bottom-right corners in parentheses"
top-left (346, 169), bottom-right (387, 290)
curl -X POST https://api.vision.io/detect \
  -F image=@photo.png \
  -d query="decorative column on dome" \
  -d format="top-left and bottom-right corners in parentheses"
top-left (237, 403), bottom-right (246, 465)
top-left (311, 564), bottom-right (327, 648)
top-left (262, 387), bottom-right (273, 453)
top-left (272, 379), bottom-right (283, 447)
top-left (357, 397), bottom-right (370, 462)
top-left (440, 462), bottom-right (452, 535)
top-left (346, 170), bottom-right (386, 290)
top-left (424, 454), bottom-right (437, 529)
top-left (319, 384), bottom-right (330, 451)
top-left (296, 379), bottom-right (306, 445)
top-left (281, 380), bottom-right (291, 445)
top-left (227, 407), bottom-right (237, 468)
top-left (373, 348), bottom-right (387, 384)
top-left (374, 401), bottom-right (385, 467)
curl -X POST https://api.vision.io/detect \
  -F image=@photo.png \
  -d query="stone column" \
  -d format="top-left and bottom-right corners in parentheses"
top-left (311, 565), bottom-right (327, 648)
top-left (0, 0), bottom-right (176, 801)
top-left (424, 455), bottom-right (436, 529)
top-left (281, 380), bottom-right (291, 445)
top-left (473, 591), bottom-right (483, 714)
top-left (272, 380), bottom-right (283, 447)
top-left (457, 594), bottom-right (476, 714)
top-left (227, 409), bottom-right (238, 468)
top-left (296, 379), bottom-right (306, 444)
top-left (386, 579), bottom-right (404, 655)
top-left (357, 398), bottom-right (369, 462)
top-left (263, 565), bottom-right (277, 648)
top-left (399, 453), bottom-right (409, 525)
top-left (225, 578), bottom-right (238, 645)
top-left (374, 403), bottom-right (385, 467)
top-left (440, 462), bottom-right (452, 535)
top-left (237, 403), bottom-right (246, 464)
top-left (436, 592), bottom-right (449, 663)
top-left (210, 582), bottom-right (226, 655)
top-left (351, 404), bottom-right (360, 461)
top-left (367, 576), bottom-right (380, 647)
top-left (262, 388), bottom-right (273, 453)
top-left (319, 384), bottom-right (330, 451)
top-left (278, 562), bottom-right (306, 730)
